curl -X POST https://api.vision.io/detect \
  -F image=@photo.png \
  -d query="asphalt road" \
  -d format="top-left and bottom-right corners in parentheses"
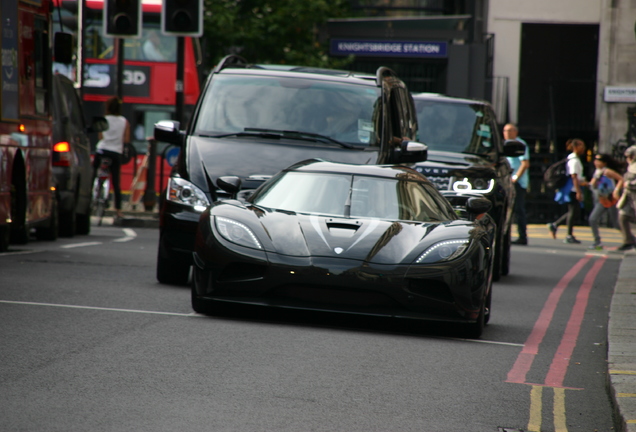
top-left (0, 224), bottom-right (624, 431)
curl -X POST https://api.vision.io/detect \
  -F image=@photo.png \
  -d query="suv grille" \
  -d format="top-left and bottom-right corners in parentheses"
top-left (414, 166), bottom-right (451, 190)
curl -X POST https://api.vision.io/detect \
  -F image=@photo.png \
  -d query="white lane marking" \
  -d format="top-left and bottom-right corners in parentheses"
top-left (0, 249), bottom-right (42, 256)
top-left (60, 242), bottom-right (103, 249)
top-left (113, 228), bottom-right (137, 242)
top-left (0, 300), bottom-right (525, 346)
top-left (446, 337), bottom-right (525, 347)
top-left (0, 300), bottom-right (196, 317)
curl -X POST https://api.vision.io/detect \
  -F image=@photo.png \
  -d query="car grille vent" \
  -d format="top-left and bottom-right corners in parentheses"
top-left (424, 176), bottom-right (451, 191)
top-left (273, 285), bottom-right (397, 308)
top-left (407, 280), bottom-right (454, 303)
top-left (218, 263), bottom-right (267, 282)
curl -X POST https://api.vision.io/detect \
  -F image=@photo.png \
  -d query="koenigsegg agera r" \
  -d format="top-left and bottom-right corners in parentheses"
top-left (192, 160), bottom-right (496, 338)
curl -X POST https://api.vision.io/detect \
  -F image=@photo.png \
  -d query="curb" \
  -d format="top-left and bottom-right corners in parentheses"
top-left (609, 250), bottom-right (636, 432)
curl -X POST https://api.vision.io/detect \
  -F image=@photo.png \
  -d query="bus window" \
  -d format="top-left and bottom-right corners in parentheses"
top-left (86, 21), bottom-right (114, 59)
top-left (132, 29), bottom-right (177, 62)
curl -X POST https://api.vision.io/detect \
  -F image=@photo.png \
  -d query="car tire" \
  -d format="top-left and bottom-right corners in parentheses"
top-left (491, 231), bottom-right (502, 282)
top-left (501, 227), bottom-right (511, 276)
top-left (484, 287), bottom-right (492, 325)
top-left (36, 195), bottom-right (59, 241)
top-left (156, 234), bottom-right (191, 285)
top-left (59, 197), bottom-right (77, 237)
top-left (76, 212), bottom-right (91, 235)
top-left (464, 298), bottom-right (486, 339)
top-left (191, 273), bottom-right (210, 314)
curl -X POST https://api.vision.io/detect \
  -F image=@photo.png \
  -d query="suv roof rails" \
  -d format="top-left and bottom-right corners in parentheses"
top-left (214, 55), bottom-right (249, 73)
top-left (375, 67), bottom-right (398, 87)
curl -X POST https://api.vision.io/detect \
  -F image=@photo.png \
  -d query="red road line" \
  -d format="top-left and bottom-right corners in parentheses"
top-left (506, 256), bottom-right (591, 384)
top-left (544, 257), bottom-right (607, 387)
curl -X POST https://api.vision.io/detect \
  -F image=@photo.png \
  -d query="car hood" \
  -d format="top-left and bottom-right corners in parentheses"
top-left (187, 135), bottom-right (380, 192)
top-left (413, 149), bottom-right (497, 179)
top-left (213, 203), bottom-right (474, 265)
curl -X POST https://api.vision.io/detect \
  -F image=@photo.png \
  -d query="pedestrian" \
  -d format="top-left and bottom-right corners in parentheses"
top-left (547, 138), bottom-right (589, 243)
top-left (587, 153), bottom-right (623, 249)
top-left (503, 123), bottom-right (530, 245)
top-left (93, 96), bottom-right (130, 219)
top-left (615, 145), bottom-right (636, 251)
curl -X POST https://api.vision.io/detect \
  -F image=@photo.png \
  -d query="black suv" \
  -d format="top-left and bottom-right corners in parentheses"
top-left (411, 93), bottom-right (525, 280)
top-left (51, 74), bottom-right (107, 236)
top-left (154, 56), bottom-right (428, 284)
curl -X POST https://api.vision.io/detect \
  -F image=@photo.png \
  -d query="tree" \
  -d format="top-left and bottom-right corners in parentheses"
top-left (202, 0), bottom-right (353, 70)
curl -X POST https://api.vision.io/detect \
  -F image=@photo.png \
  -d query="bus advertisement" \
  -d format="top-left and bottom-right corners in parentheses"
top-left (0, 0), bottom-right (61, 251)
top-left (52, 0), bottom-right (202, 196)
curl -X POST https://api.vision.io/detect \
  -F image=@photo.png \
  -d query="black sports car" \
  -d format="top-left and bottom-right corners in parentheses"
top-left (192, 160), bottom-right (496, 338)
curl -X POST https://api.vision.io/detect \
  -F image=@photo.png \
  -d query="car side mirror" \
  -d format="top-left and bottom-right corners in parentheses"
top-left (395, 140), bottom-right (428, 163)
top-left (154, 120), bottom-right (183, 145)
top-left (466, 197), bottom-right (492, 215)
top-left (87, 116), bottom-right (109, 133)
top-left (217, 176), bottom-right (242, 198)
top-left (502, 139), bottom-right (526, 157)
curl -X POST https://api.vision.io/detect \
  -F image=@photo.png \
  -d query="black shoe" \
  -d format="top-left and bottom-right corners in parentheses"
top-left (547, 223), bottom-right (557, 239)
top-left (564, 235), bottom-right (581, 244)
top-left (616, 244), bottom-right (635, 251)
top-left (512, 238), bottom-right (528, 245)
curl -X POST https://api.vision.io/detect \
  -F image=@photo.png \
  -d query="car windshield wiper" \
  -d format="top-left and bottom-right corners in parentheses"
top-left (202, 131), bottom-right (282, 139)
top-left (244, 128), bottom-right (355, 149)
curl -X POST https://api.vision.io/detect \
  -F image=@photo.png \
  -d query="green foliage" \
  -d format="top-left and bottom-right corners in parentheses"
top-left (202, 0), bottom-right (353, 70)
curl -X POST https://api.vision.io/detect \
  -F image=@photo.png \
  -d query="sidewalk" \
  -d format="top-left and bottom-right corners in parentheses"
top-left (95, 214), bottom-right (636, 429)
top-left (609, 249), bottom-right (636, 432)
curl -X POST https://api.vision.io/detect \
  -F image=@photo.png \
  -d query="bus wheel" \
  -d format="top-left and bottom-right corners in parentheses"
top-left (10, 182), bottom-right (29, 244)
top-left (0, 224), bottom-right (9, 252)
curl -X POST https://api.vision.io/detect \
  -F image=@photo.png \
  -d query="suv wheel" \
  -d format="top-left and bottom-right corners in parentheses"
top-left (156, 234), bottom-right (191, 285)
top-left (492, 231), bottom-right (502, 282)
top-left (501, 228), bottom-right (511, 276)
top-left (59, 197), bottom-right (77, 237)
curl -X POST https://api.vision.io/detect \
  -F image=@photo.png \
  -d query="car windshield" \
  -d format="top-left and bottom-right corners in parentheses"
top-left (195, 75), bottom-right (381, 146)
top-left (251, 172), bottom-right (457, 222)
top-left (414, 99), bottom-right (495, 155)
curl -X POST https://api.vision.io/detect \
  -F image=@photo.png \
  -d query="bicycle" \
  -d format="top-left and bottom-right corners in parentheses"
top-left (92, 156), bottom-right (112, 226)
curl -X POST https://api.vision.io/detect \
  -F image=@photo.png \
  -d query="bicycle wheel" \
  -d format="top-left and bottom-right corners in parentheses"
top-left (93, 178), bottom-right (107, 225)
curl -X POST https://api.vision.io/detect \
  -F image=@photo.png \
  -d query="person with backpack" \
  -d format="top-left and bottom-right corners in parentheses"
top-left (503, 123), bottom-right (530, 245)
top-left (587, 153), bottom-right (623, 249)
top-left (547, 138), bottom-right (589, 243)
top-left (615, 145), bottom-right (636, 251)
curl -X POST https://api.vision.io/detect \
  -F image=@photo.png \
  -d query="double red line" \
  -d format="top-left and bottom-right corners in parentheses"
top-left (506, 255), bottom-right (607, 388)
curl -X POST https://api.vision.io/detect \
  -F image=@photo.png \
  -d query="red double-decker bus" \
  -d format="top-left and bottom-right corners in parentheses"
top-left (0, 0), bottom-right (60, 251)
top-left (52, 0), bottom-right (201, 194)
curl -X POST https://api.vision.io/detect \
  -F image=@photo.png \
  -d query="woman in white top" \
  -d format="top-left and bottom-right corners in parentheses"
top-left (93, 97), bottom-right (130, 219)
top-left (547, 138), bottom-right (589, 243)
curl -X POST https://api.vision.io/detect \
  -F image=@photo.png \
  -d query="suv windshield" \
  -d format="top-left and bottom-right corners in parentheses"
top-left (195, 75), bottom-right (381, 147)
top-left (414, 100), bottom-right (495, 155)
top-left (251, 172), bottom-right (456, 222)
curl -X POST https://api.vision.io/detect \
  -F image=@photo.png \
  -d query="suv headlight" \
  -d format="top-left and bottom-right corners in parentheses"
top-left (167, 177), bottom-right (210, 212)
top-left (416, 239), bottom-right (469, 264)
top-left (214, 216), bottom-right (263, 250)
top-left (451, 177), bottom-right (495, 194)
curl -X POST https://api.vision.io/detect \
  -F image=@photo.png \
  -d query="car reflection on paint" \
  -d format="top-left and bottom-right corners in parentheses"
top-left (192, 159), bottom-right (497, 338)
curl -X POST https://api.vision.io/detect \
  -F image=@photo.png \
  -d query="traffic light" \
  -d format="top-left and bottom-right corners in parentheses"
top-left (104, 0), bottom-right (142, 38)
top-left (161, 0), bottom-right (204, 37)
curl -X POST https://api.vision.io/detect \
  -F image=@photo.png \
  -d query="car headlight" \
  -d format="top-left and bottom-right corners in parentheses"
top-left (451, 177), bottom-right (495, 194)
top-left (416, 239), bottom-right (469, 264)
top-left (167, 177), bottom-right (210, 212)
top-left (214, 216), bottom-right (263, 250)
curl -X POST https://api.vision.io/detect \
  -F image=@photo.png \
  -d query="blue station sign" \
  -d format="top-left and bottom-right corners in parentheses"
top-left (330, 39), bottom-right (448, 58)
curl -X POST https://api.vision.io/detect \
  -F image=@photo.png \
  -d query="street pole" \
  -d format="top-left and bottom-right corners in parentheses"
top-left (175, 36), bottom-right (184, 125)
top-left (116, 38), bottom-right (124, 100)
